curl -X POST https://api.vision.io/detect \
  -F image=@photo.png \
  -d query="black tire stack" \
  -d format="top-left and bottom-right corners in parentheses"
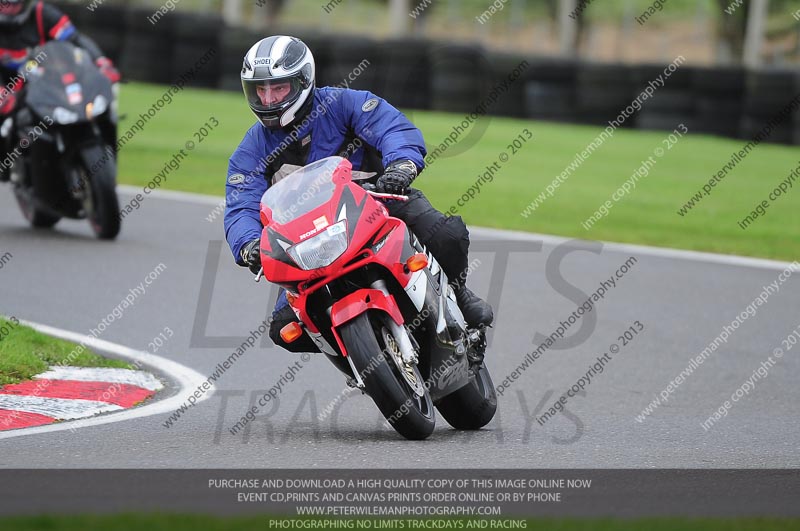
top-left (429, 43), bottom-right (490, 113)
top-left (576, 63), bottom-right (635, 126)
top-left (795, 93), bottom-right (800, 145)
top-left (375, 39), bottom-right (431, 110)
top-left (87, 6), bottom-right (127, 65)
top-left (523, 58), bottom-right (578, 122)
top-left (41, 5), bottom-right (800, 146)
top-left (692, 66), bottom-right (745, 138)
top-left (319, 37), bottom-right (382, 91)
top-left (171, 13), bottom-right (223, 88)
top-left (741, 70), bottom-right (799, 144)
top-left (485, 51), bottom-right (533, 117)
top-left (119, 7), bottom-right (175, 85)
top-left (633, 63), bottom-right (695, 132)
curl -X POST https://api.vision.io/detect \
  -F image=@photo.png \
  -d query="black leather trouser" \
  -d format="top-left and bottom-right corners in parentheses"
top-left (269, 188), bottom-right (470, 353)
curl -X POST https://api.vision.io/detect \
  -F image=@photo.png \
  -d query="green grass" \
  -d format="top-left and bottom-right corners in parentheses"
top-left (0, 317), bottom-right (131, 386)
top-left (0, 515), bottom-right (797, 531)
top-left (116, 82), bottom-right (800, 261)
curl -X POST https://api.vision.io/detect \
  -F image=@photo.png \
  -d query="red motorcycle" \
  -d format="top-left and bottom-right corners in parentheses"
top-left (258, 156), bottom-right (496, 440)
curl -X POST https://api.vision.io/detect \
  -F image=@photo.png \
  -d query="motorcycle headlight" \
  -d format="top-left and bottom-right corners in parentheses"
top-left (287, 221), bottom-right (348, 270)
top-left (53, 107), bottom-right (79, 124)
top-left (90, 95), bottom-right (108, 117)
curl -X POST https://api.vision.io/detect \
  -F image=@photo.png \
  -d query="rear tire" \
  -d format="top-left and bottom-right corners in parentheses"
top-left (339, 312), bottom-right (435, 440)
top-left (79, 144), bottom-right (120, 240)
top-left (436, 363), bottom-right (497, 430)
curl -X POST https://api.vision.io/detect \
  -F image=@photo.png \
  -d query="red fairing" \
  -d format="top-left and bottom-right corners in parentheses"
top-left (258, 157), bottom-right (417, 346)
top-left (329, 289), bottom-right (404, 356)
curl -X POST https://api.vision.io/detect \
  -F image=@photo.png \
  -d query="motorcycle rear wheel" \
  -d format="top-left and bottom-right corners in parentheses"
top-left (435, 363), bottom-right (497, 430)
top-left (339, 311), bottom-right (435, 440)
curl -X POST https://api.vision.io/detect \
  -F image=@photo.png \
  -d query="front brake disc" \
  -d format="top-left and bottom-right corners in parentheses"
top-left (381, 326), bottom-right (425, 397)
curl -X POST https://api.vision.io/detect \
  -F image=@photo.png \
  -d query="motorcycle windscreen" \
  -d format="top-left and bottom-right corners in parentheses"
top-left (24, 41), bottom-right (112, 122)
top-left (261, 156), bottom-right (343, 225)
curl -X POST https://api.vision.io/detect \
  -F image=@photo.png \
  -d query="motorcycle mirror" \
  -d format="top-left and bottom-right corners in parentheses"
top-left (260, 205), bottom-right (273, 226)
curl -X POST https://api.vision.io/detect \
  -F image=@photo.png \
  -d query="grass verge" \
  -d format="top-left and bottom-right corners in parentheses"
top-left (0, 316), bottom-right (132, 386)
top-left (115, 82), bottom-right (800, 261)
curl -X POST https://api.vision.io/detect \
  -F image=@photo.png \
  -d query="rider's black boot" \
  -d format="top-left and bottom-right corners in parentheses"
top-left (454, 285), bottom-right (493, 328)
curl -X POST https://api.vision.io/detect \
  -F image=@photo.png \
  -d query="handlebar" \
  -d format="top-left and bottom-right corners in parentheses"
top-left (364, 188), bottom-right (409, 202)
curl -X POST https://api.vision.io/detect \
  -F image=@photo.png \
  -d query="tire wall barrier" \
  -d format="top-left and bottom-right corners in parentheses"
top-left (59, 2), bottom-right (800, 145)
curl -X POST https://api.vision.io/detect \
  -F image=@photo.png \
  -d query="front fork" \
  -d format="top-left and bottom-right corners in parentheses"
top-left (342, 280), bottom-right (420, 392)
top-left (371, 279), bottom-right (418, 366)
top-left (320, 280), bottom-right (421, 391)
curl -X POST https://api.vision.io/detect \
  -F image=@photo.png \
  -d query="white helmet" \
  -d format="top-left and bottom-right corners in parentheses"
top-left (241, 36), bottom-right (315, 130)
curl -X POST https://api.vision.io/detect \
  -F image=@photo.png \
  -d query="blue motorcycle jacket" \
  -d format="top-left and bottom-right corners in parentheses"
top-left (224, 86), bottom-right (427, 268)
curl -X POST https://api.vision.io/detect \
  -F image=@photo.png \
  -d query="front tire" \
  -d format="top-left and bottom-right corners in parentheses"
top-left (436, 363), bottom-right (497, 430)
top-left (79, 143), bottom-right (120, 240)
top-left (339, 312), bottom-right (435, 440)
top-left (13, 186), bottom-right (61, 229)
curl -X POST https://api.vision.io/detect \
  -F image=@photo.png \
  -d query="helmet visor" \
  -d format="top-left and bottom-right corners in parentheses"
top-left (243, 76), bottom-right (304, 114)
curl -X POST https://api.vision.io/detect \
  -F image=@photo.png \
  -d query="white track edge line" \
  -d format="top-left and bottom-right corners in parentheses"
top-left (468, 227), bottom-right (797, 272)
top-left (0, 319), bottom-right (213, 440)
top-left (118, 184), bottom-right (221, 205)
top-left (35, 366), bottom-right (164, 392)
top-left (120, 185), bottom-right (797, 272)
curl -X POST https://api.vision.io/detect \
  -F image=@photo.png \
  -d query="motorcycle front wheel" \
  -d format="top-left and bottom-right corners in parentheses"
top-left (13, 185), bottom-right (61, 229)
top-left (339, 311), bottom-right (435, 440)
top-left (79, 143), bottom-right (120, 240)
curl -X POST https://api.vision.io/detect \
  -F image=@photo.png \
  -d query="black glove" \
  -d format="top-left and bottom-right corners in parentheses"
top-left (376, 160), bottom-right (418, 195)
top-left (240, 238), bottom-right (262, 274)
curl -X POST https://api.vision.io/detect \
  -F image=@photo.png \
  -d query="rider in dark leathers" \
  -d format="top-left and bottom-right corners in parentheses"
top-left (0, 0), bottom-right (120, 180)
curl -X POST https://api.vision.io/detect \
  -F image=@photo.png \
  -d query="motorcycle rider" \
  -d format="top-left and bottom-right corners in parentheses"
top-left (0, 0), bottom-right (120, 181)
top-left (225, 35), bottom-right (493, 354)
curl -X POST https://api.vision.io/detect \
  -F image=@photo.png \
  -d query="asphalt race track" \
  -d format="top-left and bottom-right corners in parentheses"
top-left (0, 186), bottom-right (798, 468)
